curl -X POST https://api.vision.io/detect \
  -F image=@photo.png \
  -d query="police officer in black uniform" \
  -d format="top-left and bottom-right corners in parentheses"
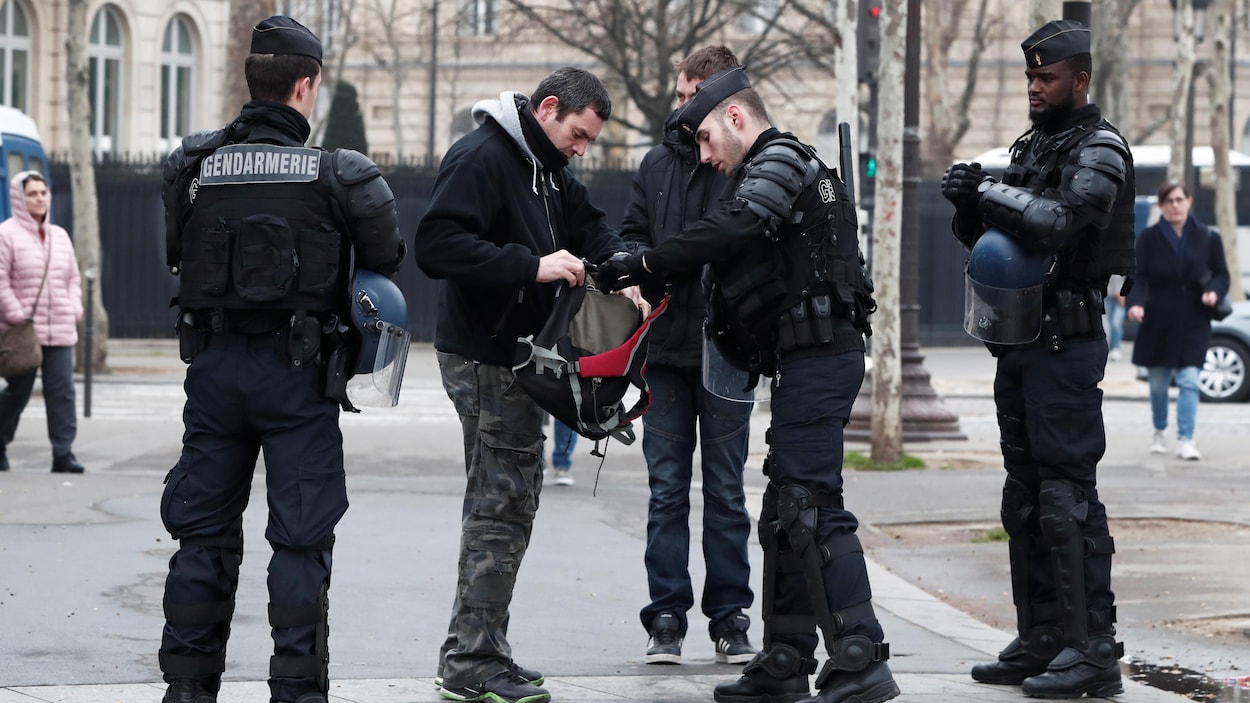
top-left (157, 16), bottom-right (404, 703)
top-left (599, 67), bottom-right (898, 703)
top-left (941, 19), bottom-right (1134, 699)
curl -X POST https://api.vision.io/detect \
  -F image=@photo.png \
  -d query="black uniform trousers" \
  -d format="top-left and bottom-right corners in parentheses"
top-left (160, 331), bottom-right (345, 702)
top-left (765, 350), bottom-right (884, 657)
top-left (992, 339), bottom-right (1114, 629)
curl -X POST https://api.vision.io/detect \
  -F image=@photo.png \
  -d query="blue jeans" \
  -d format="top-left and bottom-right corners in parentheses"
top-left (639, 365), bottom-right (754, 638)
top-left (1104, 296), bottom-right (1125, 351)
top-left (550, 419), bottom-right (576, 470)
top-left (1147, 366), bottom-right (1200, 440)
top-left (0, 345), bottom-right (78, 456)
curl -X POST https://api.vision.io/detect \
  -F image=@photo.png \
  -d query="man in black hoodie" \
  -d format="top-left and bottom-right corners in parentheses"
top-left (159, 16), bottom-right (404, 703)
top-left (619, 46), bottom-right (757, 667)
top-left (414, 67), bottom-right (626, 703)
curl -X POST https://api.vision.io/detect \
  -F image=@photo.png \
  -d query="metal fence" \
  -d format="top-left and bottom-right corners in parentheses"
top-left (58, 155), bottom-right (1241, 346)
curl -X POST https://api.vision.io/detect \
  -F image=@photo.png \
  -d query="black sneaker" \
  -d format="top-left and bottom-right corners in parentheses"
top-left (712, 613), bottom-right (757, 664)
top-left (646, 612), bottom-right (683, 665)
top-left (0, 444), bottom-right (9, 471)
top-left (438, 668), bottom-right (551, 703)
top-left (162, 678), bottom-right (216, 703)
top-left (435, 661), bottom-right (544, 688)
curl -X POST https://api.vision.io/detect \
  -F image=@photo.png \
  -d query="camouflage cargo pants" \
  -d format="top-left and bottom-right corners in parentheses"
top-left (435, 351), bottom-right (546, 686)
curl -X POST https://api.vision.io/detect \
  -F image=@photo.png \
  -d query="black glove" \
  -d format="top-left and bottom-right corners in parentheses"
top-left (941, 161), bottom-right (993, 209)
top-left (594, 251), bottom-right (647, 292)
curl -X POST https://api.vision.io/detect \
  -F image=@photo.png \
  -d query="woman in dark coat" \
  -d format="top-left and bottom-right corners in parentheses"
top-left (1126, 180), bottom-right (1230, 461)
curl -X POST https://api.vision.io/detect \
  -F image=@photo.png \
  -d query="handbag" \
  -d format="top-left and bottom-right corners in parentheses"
top-left (0, 235), bottom-right (52, 379)
top-left (1209, 294), bottom-right (1234, 322)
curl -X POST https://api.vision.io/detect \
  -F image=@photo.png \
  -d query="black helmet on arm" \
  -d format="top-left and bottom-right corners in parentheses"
top-left (963, 228), bottom-right (1055, 344)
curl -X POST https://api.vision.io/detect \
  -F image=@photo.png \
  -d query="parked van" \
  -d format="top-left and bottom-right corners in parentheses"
top-left (0, 105), bottom-right (49, 219)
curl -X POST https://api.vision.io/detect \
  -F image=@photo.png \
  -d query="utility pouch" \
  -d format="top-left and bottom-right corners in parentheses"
top-left (324, 346), bottom-right (359, 413)
top-left (177, 311), bottom-right (201, 364)
top-left (811, 294), bottom-right (835, 345)
top-left (790, 300), bottom-right (814, 348)
top-left (1042, 311), bottom-right (1064, 352)
top-left (1055, 289), bottom-right (1092, 337)
top-left (286, 314), bottom-right (321, 368)
top-left (1085, 289), bottom-right (1104, 333)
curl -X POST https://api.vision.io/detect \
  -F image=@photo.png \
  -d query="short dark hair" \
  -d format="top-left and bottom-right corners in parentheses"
top-left (530, 67), bottom-right (612, 121)
top-left (20, 172), bottom-right (46, 189)
top-left (1066, 53), bottom-right (1092, 79)
top-left (712, 88), bottom-right (768, 123)
top-left (244, 53), bottom-right (321, 102)
top-left (675, 46), bottom-right (740, 83)
top-left (1157, 179), bottom-right (1191, 202)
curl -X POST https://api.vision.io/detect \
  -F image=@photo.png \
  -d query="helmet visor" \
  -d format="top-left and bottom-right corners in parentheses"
top-left (347, 321), bottom-right (411, 407)
top-left (964, 276), bottom-right (1044, 344)
top-left (702, 333), bottom-right (769, 403)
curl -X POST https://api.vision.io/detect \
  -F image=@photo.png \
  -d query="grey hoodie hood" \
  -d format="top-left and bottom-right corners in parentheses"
top-left (471, 91), bottom-right (558, 195)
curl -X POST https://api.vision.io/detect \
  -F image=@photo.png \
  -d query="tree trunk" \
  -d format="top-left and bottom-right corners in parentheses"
top-left (834, 0), bottom-right (858, 204)
top-left (1169, 0), bottom-right (1198, 183)
top-left (1208, 0), bottom-right (1242, 300)
top-left (1091, 0), bottom-right (1139, 135)
top-left (66, 0), bottom-right (107, 372)
top-left (870, 0), bottom-right (905, 464)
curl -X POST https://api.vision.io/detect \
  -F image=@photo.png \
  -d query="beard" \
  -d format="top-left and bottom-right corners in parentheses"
top-left (1028, 91), bottom-right (1077, 129)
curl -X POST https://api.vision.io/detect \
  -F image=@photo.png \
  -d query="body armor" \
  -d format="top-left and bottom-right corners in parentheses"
top-left (709, 137), bottom-right (875, 374)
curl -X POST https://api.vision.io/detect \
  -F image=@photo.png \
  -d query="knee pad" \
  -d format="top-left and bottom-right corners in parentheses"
top-left (1038, 479), bottom-right (1088, 544)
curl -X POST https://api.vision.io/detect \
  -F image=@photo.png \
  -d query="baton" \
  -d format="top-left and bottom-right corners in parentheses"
top-left (838, 121), bottom-right (856, 209)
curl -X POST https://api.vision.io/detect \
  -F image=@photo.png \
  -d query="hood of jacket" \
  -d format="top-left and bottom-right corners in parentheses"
top-left (472, 92), bottom-right (570, 192)
top-left (8, 171), bottom-right (45, 234)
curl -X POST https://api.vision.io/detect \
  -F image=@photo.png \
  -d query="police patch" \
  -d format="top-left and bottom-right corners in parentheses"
top-left (188, 177), bottom-right (199, 203)
top-left (818, 178), bottom-right (836, 204)
top-left (198, 144), bottom-right (321, 186)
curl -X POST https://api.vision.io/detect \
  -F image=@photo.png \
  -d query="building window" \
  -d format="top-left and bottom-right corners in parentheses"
top-left (89, 6), bottom-right (125, 155)
top-left (460, 0), bottom-right (496, 36)
top-left (0, 0), bottom-right (31, 112)
top-left (161, 15), bottom-right (195, 153)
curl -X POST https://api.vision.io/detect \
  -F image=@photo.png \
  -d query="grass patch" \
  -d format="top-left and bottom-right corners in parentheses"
top-left (843, 451), bottom-right (926, 472)
top-left (972, 526), bottom-right (1009, 543)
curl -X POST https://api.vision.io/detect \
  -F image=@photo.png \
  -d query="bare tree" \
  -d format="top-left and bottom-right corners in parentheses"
top-left (501, 0), bottom-right (793, 143)
top-left (922, 0), bottom-right (995, 176)
top-left (869, 0), bottom-right (905, 463)
top-left (363, 0), bottom-right (425, 160)
top-left (66, 0), bottom-right (107, 371)
top-left (1090, 0), bottom-right (1141, 135)
top-left (1207, 0), bottom-right (1243, 300)
top-left (1169, 0), bottom-right (1199, 183)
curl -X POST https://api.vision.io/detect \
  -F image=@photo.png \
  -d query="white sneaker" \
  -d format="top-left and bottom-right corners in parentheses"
top-left (1149, 431), bottom-right (1167, 454)
top-left (553, 468), bottom-right (574, 486)
top-left (1177, 439), bottom-right (1202, 461)
top-left (1108, 348), bottom-right (1122, 362)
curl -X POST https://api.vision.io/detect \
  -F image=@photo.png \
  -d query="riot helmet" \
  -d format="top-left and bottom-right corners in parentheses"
top-left (346, 269), bottom-right (411, 406)
top-left (963, 228), bottom-right (1054, 344)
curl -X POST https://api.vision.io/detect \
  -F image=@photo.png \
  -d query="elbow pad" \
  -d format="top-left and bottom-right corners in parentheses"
top-left (979, 182), bottom-right (1072, 252)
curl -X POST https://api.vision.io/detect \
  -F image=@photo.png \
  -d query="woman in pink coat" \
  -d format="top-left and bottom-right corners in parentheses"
top-left (0, 171), bottom-right (84, 473)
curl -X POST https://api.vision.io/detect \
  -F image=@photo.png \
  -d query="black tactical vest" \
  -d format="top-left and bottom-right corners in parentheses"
top-left (177, 142), bottom-right (346, 313)
top-left (710, 139), bottom-right (874, 369)
top-left (1002, 122), bottom-right (1136, 289)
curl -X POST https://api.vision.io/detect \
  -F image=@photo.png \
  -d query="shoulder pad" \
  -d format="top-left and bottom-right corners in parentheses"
top-left (738, 139), bottom-right (818, 224)
top-left (182, 128), bottom-right (229, 158)
top-left (1076, 139), bottom-right (1128, 182)
top-left (332, 149), bottom-right (382, 185)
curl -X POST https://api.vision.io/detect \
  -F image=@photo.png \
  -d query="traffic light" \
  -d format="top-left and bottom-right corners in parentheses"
top-left (858, 1), bottom-right (881, 84)
top-left (860, 150), bottom-right (877, 209)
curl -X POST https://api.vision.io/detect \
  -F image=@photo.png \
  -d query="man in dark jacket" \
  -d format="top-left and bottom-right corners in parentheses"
top-left (158, 16), bottom-right (404, 703)
top-left (941, 19), bottom-right (1134, 699)
top-left (619, 46), bottom-right (757, 667)
top-left (599, 66), bottom-right (896, 703)
top-left (413, 67), bottom-right (626, 703)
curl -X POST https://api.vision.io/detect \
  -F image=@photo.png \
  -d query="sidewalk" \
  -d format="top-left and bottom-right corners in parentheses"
top-left (0, 340), bottom-right (1208, 702)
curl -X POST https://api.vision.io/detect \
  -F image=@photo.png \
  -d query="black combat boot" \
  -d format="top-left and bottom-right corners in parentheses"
top-left (1021, 635), bottom-right (1123, 699)
top-left (162, 678), bottom-right (216, 703)
top-left (713, 644), bottom-right (817, 703)
top-left (970, 626), bottom-right (1062, 685)
top-left (811, 635), bottom-right (899, 703)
